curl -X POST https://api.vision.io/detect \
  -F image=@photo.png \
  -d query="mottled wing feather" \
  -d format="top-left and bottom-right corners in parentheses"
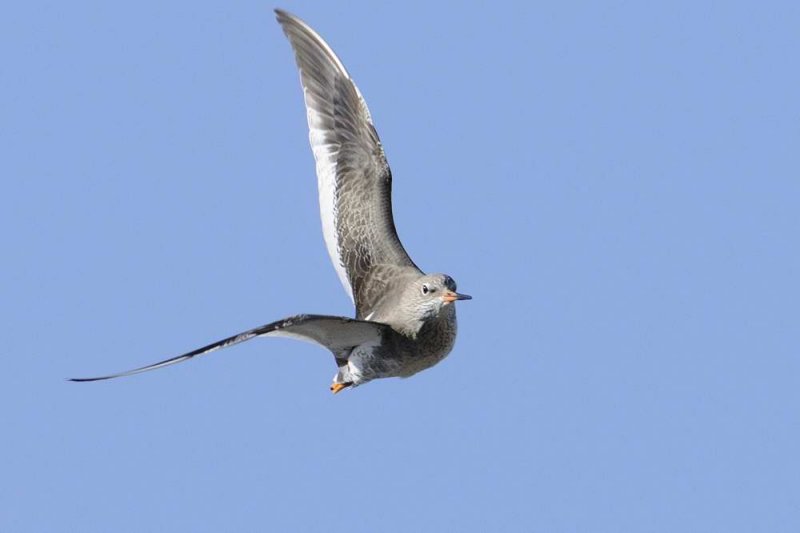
top-left (69, 314), bottom-right (389, 382)
top-left (275, 10), bottom-right (419, 314)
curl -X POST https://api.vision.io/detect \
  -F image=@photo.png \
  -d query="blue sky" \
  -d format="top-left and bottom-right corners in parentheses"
top-left (2, 1), bottom-right (798, 531)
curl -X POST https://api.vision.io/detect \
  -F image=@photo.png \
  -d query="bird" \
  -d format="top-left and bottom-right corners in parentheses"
top-left (70, 9), bottom-right (471, 393)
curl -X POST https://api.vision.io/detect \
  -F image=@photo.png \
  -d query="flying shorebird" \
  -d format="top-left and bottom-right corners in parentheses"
top-left (70, 9), bottom-right (471, 393)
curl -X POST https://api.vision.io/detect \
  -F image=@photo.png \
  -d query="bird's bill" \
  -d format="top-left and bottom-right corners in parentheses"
top-left (442, 290), bottom-right (472, 303)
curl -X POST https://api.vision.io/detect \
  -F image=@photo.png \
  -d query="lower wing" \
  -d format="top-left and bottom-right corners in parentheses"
top-left (69, 314), bottom-right (389, 382)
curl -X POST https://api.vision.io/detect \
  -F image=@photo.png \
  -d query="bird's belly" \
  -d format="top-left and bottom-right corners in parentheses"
top-left (394, 326), bottom-right (458, 378)
top-left (394, 348), bottom-right (452, 378)
top-left (349, 315), bottom-right (458, 383)
top-left (347, 337), bottom-right (451, 382)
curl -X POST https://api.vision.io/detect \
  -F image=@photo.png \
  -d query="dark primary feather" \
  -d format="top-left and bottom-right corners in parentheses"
top-left (275, 9), bottom-right (420, 317)
top-left (68, 315), bottom-right (389, 382)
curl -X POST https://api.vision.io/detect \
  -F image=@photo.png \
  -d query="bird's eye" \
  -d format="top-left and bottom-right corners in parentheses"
top-left (421, 284), bottom-right (430, 295)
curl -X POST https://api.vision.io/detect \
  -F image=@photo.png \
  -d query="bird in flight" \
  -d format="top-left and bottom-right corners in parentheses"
top-left (71, 9), bottom-right (471, 393)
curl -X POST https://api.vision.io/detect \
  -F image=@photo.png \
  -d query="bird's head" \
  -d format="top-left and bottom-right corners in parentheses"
top-left (405, 273), bottom-right (471, 323)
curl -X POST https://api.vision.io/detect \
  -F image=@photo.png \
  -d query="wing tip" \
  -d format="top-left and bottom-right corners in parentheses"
top-left (67, 375), bottom-right (114, 383)
top-left (274, 8), bottom-right (301, 29)
top-left (274, 8), bottom-right (290, 20)
top-left (274, 7), bottom-right (351, 79)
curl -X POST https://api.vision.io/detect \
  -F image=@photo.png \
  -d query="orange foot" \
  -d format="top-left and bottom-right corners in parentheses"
top-left (330, 382), bottom-right (352, 394)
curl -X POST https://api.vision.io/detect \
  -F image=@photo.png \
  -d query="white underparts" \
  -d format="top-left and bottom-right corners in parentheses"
top-left (304, 88), bottom-right (354, 304)
top-left (346, 337), bottom-right (381, 384)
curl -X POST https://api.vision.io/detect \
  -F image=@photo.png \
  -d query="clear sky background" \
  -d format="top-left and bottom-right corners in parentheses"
top-left (2, 1), bottom-right (798, 531)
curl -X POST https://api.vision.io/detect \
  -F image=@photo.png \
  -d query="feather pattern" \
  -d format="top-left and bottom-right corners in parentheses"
top-left (276, 10), bottom-right (420, 316)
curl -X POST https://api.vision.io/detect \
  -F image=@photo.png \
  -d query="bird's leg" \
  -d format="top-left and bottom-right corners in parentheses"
top-left (330, 382), bottom-right (353, 394)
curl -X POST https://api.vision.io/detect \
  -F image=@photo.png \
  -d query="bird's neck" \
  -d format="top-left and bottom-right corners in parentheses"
top-left (404, 305), bottom-right (457, 341)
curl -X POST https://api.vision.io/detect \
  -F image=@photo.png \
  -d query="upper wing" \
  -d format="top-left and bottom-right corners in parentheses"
top-left (275, 10), bottom-right (420, 313)
top-left (69, 314), bottom-right (389, 382)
